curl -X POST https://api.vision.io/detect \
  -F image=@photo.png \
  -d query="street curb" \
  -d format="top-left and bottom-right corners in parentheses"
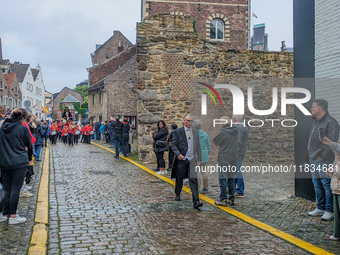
top-left (92, 142), bottom-right (333, 255)
top-left (28, 145), bottom-right (49, 255)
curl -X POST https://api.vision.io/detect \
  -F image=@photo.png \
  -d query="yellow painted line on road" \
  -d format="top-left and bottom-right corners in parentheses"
top-left (28, 145), bottom-right (49, 255)
top-left (92, 142), bottom-right (333, 255)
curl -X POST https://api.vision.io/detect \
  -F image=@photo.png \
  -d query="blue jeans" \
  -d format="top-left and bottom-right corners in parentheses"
top-left (34, 145), bottom-right (42, 160)
top-left (310, 159), bottom-right (333, 213)
top-left (235, 158), bottom-right (244, 195)
top-left (109, 131), bottom-right (114, 145)
top-left (218, 170), bottom-right (236, 201)
top-left (114, 137), bottom-right (126, 157)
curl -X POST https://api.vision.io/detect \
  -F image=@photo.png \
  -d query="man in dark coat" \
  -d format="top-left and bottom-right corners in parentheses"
top-left (306, 99), bottom-right (339, 221)
top-left (112, 116), bottom-right (126, 158)
top-left (213, 116), bottom-right (238, 206)
top-left (171, 113), bottom-right (203, 209)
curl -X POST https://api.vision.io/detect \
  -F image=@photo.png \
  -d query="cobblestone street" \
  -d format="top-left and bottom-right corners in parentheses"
top-left (47, 143), bottom-right (312, 255)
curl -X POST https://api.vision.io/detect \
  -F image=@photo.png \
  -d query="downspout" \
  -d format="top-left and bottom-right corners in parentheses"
top-left (248, 0), bottom-right (251, 50)
top-left (100, 85), bottom-right (108, 120)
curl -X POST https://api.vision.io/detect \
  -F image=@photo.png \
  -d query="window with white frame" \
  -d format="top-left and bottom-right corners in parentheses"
top-left (0, 95), bottom-right (3, 105)
top-left (0, 81), bottom-right (3, 90)
top-left (210, 19), bottom-right (224, 40)
top-left (5, 97), bottom-right (8, 106)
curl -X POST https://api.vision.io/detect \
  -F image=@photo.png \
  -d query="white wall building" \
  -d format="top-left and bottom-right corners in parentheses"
top-left (315, 0), bottom-right (340, 122)
top-left (11, 62), bottom-right (46, 119)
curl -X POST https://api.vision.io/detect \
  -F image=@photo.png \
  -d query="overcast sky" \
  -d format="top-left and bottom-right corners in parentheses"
top-left (0, 0), bottom-right (293, 94)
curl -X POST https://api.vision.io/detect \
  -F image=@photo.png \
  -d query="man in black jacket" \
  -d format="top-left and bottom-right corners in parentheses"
top-left (213, 116), bottom-right (238, 206)
top-left (103, 121), bottom-right (109, 143)
top-left (112, 116), bottom-right (126, 158)
top-left (171, 113), bottom-right (203, 209)
top-left (307, 99), bottom-right (339, 221)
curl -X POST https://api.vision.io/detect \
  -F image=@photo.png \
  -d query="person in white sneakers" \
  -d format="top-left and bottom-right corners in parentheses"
top-left (321, 137), bottom-right (340, 241)
top-left (0, 108), bottom-right (33, 224)
top-left (306, 100), bottom-right (339, 221)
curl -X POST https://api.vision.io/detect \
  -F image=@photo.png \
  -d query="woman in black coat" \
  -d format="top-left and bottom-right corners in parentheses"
top-left (0, 108), bottom-right (32, 224)
top-left (152, 120), bottom-right (169, 175)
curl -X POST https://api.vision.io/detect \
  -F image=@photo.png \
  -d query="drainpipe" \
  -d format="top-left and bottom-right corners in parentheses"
top-left (100, 85), bottom-right (108, 120)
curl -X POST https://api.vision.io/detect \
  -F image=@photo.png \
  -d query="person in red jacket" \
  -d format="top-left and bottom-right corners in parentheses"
top-left (61, 120), bottom-right (69, 144)
top-left (84, 123), bottom-right (93, 144)
top-left (57, 120), bottom-right (62, 141)
top-left (50, 121), bottom-right (58, 144)
top-left (73, 124), bottom-right (80, 145)
top-left (67, 119), bottom-right (75, 146)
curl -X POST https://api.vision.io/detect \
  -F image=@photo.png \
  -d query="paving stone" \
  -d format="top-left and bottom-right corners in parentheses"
top-left (47, 142), bottom-right (312, 254)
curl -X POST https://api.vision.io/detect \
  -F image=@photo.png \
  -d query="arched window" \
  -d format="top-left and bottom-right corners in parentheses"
top-left (210, 19), bottom-right (224, 40)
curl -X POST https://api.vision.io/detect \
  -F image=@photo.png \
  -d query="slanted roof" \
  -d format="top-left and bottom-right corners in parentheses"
top-left (31, 68), bottom-right (39, 81)
top-left (4, 73), bottom-right (16, 88)
top-left (10, 63), bottom-right (29, 83)
top-left (60, 93), bottom-right (81, 103)
top-left (53, 92), bottom-right (60, 99)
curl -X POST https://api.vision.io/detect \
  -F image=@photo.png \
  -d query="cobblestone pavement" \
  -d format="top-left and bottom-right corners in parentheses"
top-left (48, 142), bottom-right (312, 255)
top-left (0, 149), bottom-right (44, 255)
top-left (141, 159), bottom-right (340, 254)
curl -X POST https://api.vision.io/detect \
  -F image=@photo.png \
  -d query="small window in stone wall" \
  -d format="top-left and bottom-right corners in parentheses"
top-left (92, 94), bottom-right (95, 105)
top-left (106, 54), bottom-right (108, 60)
top-left (206, 13), bottom-right (230, 43)
top-left (99, 93), bottom-right (102, 104)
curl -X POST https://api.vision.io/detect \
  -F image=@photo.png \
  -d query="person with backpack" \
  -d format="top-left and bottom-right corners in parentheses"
top-left (42, 120), bottom-right (49, 147)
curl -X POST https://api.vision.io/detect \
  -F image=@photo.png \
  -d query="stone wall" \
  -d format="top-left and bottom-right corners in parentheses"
top-left (137, 14), bottom-right (294, 164)
top-left (142, 0), bottom-right (249, 50)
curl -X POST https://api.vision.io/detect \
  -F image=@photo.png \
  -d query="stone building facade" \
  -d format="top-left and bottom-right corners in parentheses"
top-left (52, 87), bottom-right (83, 120)
top-left (87, 31), bottom-right (137, 124)
top-left (137, 14), bottom-right (294, 164)
top-left (142, 0), bottom-right (250, 50)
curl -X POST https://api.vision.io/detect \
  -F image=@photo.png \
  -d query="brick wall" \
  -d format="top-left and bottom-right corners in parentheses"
top-left (92, 31), bottom-right (134, 65)
top-left (137, 14), bottom-right (294, 164)
top-left (88, 46), bottom-right (136, 86)
top-left (315, 0), bottom-right (340, 123)
top-left (142, 0), bottom-right (249, 50)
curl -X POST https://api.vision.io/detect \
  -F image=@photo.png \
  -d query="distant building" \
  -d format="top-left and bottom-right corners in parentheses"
top-left (281, 41), bottom-right (293, 53)
top-left (52, 87), bottom-right (83, 120)
top-left (86, 31), bottom-right (137, 126)
top-left (251, 23), bottom-right (268, 51)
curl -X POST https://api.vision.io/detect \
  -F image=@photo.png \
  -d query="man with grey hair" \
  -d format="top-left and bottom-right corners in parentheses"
top-left (307, 99), bottom-right (339, 220)
top-left (171, 113), bottom-right (203, 209)
top-left (232, 115), bottom-right (248, 197)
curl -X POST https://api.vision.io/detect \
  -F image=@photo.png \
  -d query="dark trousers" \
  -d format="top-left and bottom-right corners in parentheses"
top-left (85, 135), bottom-right (91, 144)
top-left (58, 131), bottom-right (61, 140)
top-left (156, 151), bottom-right (165, 168)
top-left (0, 168), bottom-right (27, 215)
top-left (114, 137), bottom-right (126, 157)
top-left (74, 135), bottom-right (79, 144)
top-left (68, 133), bottom-right (74, 146)
top-left (124, 137), bottom-right (130, 154)
top-left (105, 133), bottom-right (110, 143)
top-left (175, 159), bottom-right (199, 204)
top-left (44, 134), bottom-right (48, 147)
top-left (168, 148), bottom-right (174, 169)
top-left (62, 135), bottom-right (67, 144)
top-left (51, 135), bottom-right (57, 144)
top-left (109, 131), bottom-right (114, 145)
top-left (81, 134), bottom-right (85, 143)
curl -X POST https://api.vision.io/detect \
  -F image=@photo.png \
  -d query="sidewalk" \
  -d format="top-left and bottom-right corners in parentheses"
top-left (95, 140), bottom-right (340, 255)
top-left (0, 149), bottom-right (45, 255)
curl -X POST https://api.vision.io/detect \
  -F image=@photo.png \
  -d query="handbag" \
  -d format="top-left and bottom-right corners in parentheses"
top-left (75, 130), bottom-right (81, 135)
top-left (155, 140), bottom-right (167, 147)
